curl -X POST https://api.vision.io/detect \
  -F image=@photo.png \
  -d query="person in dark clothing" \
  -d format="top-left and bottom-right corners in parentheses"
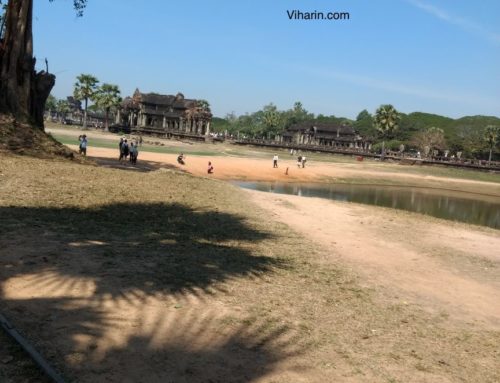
top-left (118, 138), bottom-right (124, 160)
top-left (177, 153), bottom-right (185, 165)
top-left (122, 139), bottom-right (130, 160)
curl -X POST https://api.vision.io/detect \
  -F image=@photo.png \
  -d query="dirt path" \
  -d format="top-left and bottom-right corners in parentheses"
top-left (78, 144), bottom-right (500, 327)
top-left (73, 145), bottom-right (500, 196)
top-left (248, 190), bottom-right (500, 329)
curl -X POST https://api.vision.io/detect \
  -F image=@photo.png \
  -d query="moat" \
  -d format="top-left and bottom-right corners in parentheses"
top-left (235, 182), bottom-right (500, 229)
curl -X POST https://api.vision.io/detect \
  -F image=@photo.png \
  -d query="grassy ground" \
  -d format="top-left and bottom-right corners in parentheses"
top-left (1, 150), bottom-right (499, 382)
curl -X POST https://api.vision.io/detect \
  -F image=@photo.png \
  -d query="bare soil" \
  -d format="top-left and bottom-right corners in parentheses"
top-left (1, 134), bottom-right (499, 382)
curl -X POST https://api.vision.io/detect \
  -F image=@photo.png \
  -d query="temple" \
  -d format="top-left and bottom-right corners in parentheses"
top-left (277, 121), bottom-right (371, 150)
top-left (116, 89), bottom-right (212, 138)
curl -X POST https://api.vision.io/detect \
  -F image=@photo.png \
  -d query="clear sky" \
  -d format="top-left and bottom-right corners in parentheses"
top-left (33, 0), bottom-right (500, 119)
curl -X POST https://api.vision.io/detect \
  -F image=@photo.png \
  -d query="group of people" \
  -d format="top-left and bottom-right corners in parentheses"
top-left (272, 153), bottom-right (307, 169)
top-left (119, 138), bottom-right (139, 164)
top-left (178, 153), bottom-right (214, 174)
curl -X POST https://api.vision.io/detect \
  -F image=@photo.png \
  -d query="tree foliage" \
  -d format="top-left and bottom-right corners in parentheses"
top-left (411, 126), bottom-right (446, 158)
top-left (73, 73), bottom-right (99, 129)
top-left (45, 94), bottom-right (56, 112)
top-left (484, 125), bottom-right (499, 163)
top-left (94, 83), bottom-right (121, 131)
top-left (55, 98), bottom-right (71, 120)
top-left (373, 104), bottom-right (401, 139)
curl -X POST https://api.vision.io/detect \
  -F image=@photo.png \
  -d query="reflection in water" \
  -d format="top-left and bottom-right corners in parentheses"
top-left (236, 182), bottom-right (500, 230)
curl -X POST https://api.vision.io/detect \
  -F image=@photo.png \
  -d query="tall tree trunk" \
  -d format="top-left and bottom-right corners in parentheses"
top-left (105, 107), bottom-right (109, 131)
top-left (0, 0), bottom-right (55, 129)
top-left (489, 148), bottom-right (493, 164)
top-left (83, 97), bottom-right (88, 129)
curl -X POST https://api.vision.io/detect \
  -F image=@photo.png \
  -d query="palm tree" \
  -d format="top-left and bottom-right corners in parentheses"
top-left (373, 104), bottom-right (401, 160)
top-left (94, 83), bottom-right (121, 131)
top-left (73, 74), bottom-right (99, 129)
top-left (484, 125), bottom-right (499, 164)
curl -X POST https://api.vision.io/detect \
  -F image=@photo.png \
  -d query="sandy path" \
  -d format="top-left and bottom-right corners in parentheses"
top-left (74, 144), bottom-right (500, 327)
top-left (248, 190), bottom-right (500, 329)
top-left (73, 145), bottom-right (500, 196)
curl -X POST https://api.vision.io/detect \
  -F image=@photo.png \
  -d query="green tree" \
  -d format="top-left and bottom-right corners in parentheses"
top-left (55, 99), bottom-right (71, 122)
top-left (44, 94), bottom-right (56, 114)
top-left (94, 83), bottom-right (121, 131)
top-left (197, 99), bottom-right (211, 112)
top-left (74, 73), bottom-right (99, 129)
top-left (354, 109), bottom-right (374, 139)
top-left (0, 0), bottom-right (87, 129)
top-left (484, 125), bottom-right (499, 164)
top-left (262, 103), bottom-right (282, 138)
top-left (373, 104), bottom-right (401, 159)
top-left (411, 126), bottom-right (446, 158)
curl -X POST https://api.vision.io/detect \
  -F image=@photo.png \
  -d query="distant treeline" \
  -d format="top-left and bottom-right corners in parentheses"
top-left (211, 102), bottom-right (500, 160)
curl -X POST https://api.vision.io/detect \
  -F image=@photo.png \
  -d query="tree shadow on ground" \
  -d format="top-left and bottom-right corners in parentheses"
top-left (0, 202), bottom-right (296, 381)
top-left (93, 156), bottom-right (182, 173)
top-left (1, 297), bottom-right (306, 382)
top-left (0, 202), bottom-right (282, 296)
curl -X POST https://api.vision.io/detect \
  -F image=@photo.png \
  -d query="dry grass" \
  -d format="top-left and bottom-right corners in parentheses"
top-left (0, 151), bottom-right (499, 382)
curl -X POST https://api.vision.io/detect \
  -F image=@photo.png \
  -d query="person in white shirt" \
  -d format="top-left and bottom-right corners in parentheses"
top-left (273, 154), bottom-right (279, 168)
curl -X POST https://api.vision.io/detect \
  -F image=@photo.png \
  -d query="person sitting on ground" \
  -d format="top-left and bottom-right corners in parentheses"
top-left (207, 161), bottom-right (214, 174)
top-left (177, 153), bottom-right (185, 165)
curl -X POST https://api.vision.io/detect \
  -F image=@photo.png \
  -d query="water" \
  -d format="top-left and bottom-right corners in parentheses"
top-left (235, 182), bottom-right (500, 229)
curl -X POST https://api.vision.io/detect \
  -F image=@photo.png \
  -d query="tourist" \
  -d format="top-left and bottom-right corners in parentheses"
top-left (207, 161), bottom-right (214, 174)
top-left (122, 139), bottom-right (130, 160)
top-left (273, 154), bottom-right (279, 168)
top-left (79, 134), bottom-right (87, 156)
top-left (302, 156), bottom-right (307, 168)
top-left (118, 138), bottom-right (124, 160)
top-left (130, 142), bottom-right (138, 164)
top-left (297, 155), bottom-right (302, 168)
top-left (139, 135), bottom-right (143, 147)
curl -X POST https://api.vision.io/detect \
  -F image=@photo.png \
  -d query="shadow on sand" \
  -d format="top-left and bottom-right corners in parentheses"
top-left (0, 202), bottom-right (302, 381)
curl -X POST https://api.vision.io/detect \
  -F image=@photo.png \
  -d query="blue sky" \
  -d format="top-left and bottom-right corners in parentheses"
top-left (34, 0), bottom-right (500, 119)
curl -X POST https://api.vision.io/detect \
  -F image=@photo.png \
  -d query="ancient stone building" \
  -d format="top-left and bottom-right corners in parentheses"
top-left (116, 89), bottom-right (212, 138)
top-left (277, 121), bottom-right (370, 150)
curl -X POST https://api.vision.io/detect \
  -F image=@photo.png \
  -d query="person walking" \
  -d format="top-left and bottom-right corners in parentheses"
top-left (297, 155), bottom-right (302, 168)
top-left (302, 156), bottom-right (307, 168)
top-left (273, 154), bottom-right (279, 168)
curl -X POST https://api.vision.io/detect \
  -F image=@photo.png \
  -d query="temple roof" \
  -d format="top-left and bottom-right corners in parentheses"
top-left (140, 93), bottom-right (176, 105)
